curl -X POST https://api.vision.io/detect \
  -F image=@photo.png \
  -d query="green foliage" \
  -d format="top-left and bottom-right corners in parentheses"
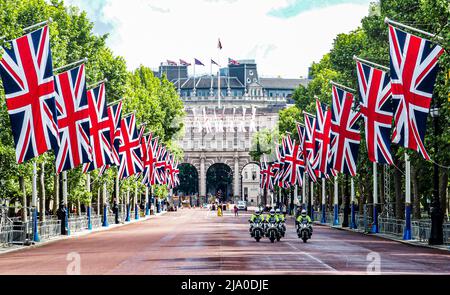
top-left (0, 0), bottom-right (185, 208)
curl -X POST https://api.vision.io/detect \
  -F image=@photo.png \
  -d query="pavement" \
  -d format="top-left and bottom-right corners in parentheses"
top-left (0, 208), bottom-right (449, 275)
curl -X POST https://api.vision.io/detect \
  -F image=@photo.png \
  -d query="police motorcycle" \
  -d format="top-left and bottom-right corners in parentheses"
top-left (275, 209), bottom-right (286, 238)
top-left (248, 209), bottom-right (265, 242)
top-left (264, 209), bottom-right (281, 243)
top-left (296, 210), bottom-right (312, 243)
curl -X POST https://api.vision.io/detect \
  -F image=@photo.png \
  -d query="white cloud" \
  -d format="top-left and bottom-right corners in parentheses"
top-left (66, 0), bottom-right (371, 78)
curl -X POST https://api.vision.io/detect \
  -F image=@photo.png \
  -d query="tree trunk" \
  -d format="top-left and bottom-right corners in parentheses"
top-left (53, 173), bottom-right (59, 215)
top-left (440, 167), bottom-right (448, 219)
top-left (411, 165), bottom-right (421, 219)
top-left (39, 162), bottom-right (45, 222)
top-left (393, 154), bottom-right (404, 219)
top-left (379, 166), bottom-right (384, 206)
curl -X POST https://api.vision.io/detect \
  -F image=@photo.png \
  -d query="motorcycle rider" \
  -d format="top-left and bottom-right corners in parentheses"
top-left (296, 209), bottom-right (313, 234)
top-left (249, 208), bottom-right (264, 236)
top-left (275, 209), bottom-right (285, 222)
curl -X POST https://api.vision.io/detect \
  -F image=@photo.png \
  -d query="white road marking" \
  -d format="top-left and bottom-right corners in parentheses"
top-left (286, 241), bottom-right (338, 272)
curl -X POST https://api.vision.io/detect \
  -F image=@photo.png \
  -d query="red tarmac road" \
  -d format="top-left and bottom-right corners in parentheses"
top-left (0, 208), bottom-right (449, 275)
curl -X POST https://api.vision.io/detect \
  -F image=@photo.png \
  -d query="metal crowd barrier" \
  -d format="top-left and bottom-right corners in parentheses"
top-left (38, 219), bottom-right (61, 240)
top-left (91, 214), bottom-right (102, 229)
top-left (68, 216), bottom-right (88, 233)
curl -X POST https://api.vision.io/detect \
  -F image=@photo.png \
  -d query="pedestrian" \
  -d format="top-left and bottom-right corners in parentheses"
top-left (234, 205), bottom-right (238, 217)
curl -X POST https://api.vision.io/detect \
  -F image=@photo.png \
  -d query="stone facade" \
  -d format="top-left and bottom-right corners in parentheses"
top-left (178, 92), bottom-right (285, 206)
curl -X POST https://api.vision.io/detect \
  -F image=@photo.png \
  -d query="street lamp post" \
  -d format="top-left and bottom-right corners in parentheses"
top-left (429, 107), bottom-right (443, 245)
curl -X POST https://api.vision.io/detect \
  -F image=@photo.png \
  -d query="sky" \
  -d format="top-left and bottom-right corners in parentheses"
top-left (65, 0), bottom-right (373, 78)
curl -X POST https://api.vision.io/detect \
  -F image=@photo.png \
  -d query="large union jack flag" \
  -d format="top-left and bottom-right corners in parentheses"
top-left (118, 114), bottom-right (143, 179)
top-left (389, 25), bottom-right (444, 160)
top-left (329, 85), bottom-right (361, 176)
top-left (107, 101), bottom-right (122, 166)
top-left (84, 83), bottom-right (114, 172)
top-left (312, 99), bottom-right (332, 176)
top-left (166, 154), bottom-right (180, 189)
top-left (282, 135), bottom-right (305, 187)
top-left (303, 113), bottom-right (317, 182)
top-left (356, 61), bottom-right (394, 165)
top-left (54, 64), bottom-right (90, 173)
top-left (0, 25), bottom-right (59, 163)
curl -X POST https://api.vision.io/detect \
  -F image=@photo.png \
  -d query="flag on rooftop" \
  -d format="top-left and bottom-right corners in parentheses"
top-left (179, 59), bottom-right (191, 66)
top-left (218, 38), bottom-right (222, 50)
top-left (194, 58), bottom-right (204, 66)
top-left (228, 58), bottom-right (240, 65)
top-left (211, 59), bottom-right (220, 67)
top-left (167, 60), bottom-right (177, 66)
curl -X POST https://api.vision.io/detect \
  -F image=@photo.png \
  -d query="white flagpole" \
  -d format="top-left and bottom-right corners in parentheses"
top-left (310, 181), bottom-right (314, 218)
top-left (193, 60), bottom-right (196, 96)
top-left (302, 173), bottom-right (306, 208)
top-left (32, 161), bottom-right (39, 242)
top-left (333, 176), bottom-right (339, 225)
top-left (350, 177), bottom-right (356, 229)
top-left (321, 178), bottom-right (326, 223)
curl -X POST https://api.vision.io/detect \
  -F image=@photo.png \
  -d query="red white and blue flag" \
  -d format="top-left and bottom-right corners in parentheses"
top-left (54, 64), bottom-right (91, 173)
top-left (329, 85), bottom-right (361, 176)
top-left (118, 114), bottom-right (143, 179)
top-left (0, 25), bottom-right (59, 163)
top-left (155, 145), bottom-right (168, 185)
top-left (356, 61), bottom-right (394, 165)
top-left (107, 101), bottom-right (122, 166)
top-left (83, 83), bottom-right (113, 172)
top-left (303, 113), bottom-right (317, 182)
top-left (282, 135), bottom-right (305, 187)
top-left (179, 59), bottom-right (191, 66)
top-left (228, 58), bottom-right (240, 66)
top-left (388, 25), bottom-right (444, 160)
top-left (142, 136), bottom-right (159, 186)
top-left (167, 60), bottom-right (177, 66)
top-left (312, 99), bottom-right (332, 176)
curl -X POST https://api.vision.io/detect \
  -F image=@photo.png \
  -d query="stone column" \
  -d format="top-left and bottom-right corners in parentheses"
top-left (233, 156), bottom-right (240, 198)
top-left (200, 155), bottom-right (206, 198)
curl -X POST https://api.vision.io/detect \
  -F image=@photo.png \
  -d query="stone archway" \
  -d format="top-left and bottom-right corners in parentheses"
top-left (206, 163), bottom-right (233, 203)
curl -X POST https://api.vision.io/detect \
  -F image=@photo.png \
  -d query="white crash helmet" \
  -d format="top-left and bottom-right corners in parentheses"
top-left (269, 209), bottom-right (275, 215)
top-left (275, 209), bottom-right (281, 214)
top-left (301, 209), bottom-right (307, 217)
top-left (255, 208), bottom-right (261, 215)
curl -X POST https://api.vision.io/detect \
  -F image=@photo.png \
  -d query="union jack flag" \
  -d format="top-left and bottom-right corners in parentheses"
top-left (228, 58), bottom-right (240, 66)
top-left (259, 160), bottom-right (267, 190)
top-left (54, 64), bottom-right (91, 173)
top-left (0, 25), bottom-right (59, 163)
top-left (356, 61), bottom-right (394, 165)
top-left (329, 85), bottom-right (361, 176)
top-left (155, 145), bottom-right (168, 185)
top-left (388, 25), bottom-right (444, 160)
top-left (118, 114), bottom-right (143, 179)
top-left (282, 135), bottom-right (305, 187)
top-left (303, 113), bottom-right (317, 182)
top-left (142, 136), bottom-right (159, 186)
top-left (312, 99), bottom-right (332, 176)
top-left (107, 101), bottom-right (122, 166)
top-left (179, 59), bottom-right (191, 66)
top-left (166, 154), bottom-right (179, 189)
top-left (84, 83), bottom-right (113, 172)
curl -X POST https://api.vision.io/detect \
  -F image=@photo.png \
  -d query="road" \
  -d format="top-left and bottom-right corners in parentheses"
top-left (0, 208), bottom-right (449, 275)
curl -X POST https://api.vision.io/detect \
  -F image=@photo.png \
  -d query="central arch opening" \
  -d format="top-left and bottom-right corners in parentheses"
top-left (206, 163), bottom-right (233, 202)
